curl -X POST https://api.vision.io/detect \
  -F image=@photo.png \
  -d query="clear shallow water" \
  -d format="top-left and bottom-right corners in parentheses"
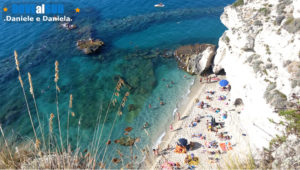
top-left (0, 0), bottom-right (233, 167)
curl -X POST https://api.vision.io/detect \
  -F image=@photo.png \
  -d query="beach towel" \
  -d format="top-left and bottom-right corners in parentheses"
top-left (185, 155), bottom-right (199, 166)
top-left (227, 142), bottom-right (233, 150)
top-left (220, 143), bottom-right (227, 152)
top-left (161, 161), bottom-right (173, 170)
top-left (175, 145), bottom-right (187, 153)
top-left (220, 142), bottom-right (232, 152)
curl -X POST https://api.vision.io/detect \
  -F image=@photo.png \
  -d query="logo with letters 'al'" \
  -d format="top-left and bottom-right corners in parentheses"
top-left (11, 3), bottom-right (64, 14)
top-left (2, 2), bottom-right (77, 22)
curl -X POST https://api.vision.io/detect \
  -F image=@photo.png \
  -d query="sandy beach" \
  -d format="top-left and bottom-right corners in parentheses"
top-left (145, 75), bottom-right (252, 169)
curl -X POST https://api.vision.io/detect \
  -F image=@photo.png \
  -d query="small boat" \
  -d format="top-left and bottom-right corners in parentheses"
top-left (154, 3), bottom-right (165, 7)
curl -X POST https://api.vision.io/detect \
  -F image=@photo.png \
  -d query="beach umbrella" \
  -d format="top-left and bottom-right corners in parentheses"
top-left (178, 138), bottom-right (188, 147)
top-left (219, 80), bottom-right (229, 87)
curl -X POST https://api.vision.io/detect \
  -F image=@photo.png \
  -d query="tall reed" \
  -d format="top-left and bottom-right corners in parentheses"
top-left (67, 94), bottom-right (72, 150)
top-left (4, 51), bottom-right (141, 168)
top-left (90, 79), bottom-right (124, 168)
top-left (54, 61), bottom-right (64, 154)
top-left (100, 91), bottom-right (129, 164)
top-left (14, 51), bottom-right (38, 147)
top-left (0, 125), bottom-right (15, 167)
top-left (28, 72), bottom-right (46, 149)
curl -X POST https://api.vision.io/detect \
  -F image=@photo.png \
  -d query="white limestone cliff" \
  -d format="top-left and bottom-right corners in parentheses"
top-left (213, 0), bottom-right (300, 157)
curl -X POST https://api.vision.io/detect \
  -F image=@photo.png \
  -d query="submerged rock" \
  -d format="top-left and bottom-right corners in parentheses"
top-left (174, 44), bottom-right (216, 75)
top-left (76, 38), bottom-right (104, 54)
top-left (118, 136), bottom-right (136, 146)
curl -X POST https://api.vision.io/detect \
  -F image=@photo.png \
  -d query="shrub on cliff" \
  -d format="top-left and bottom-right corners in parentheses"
top-left (283, 17), bottom-right (300, 33)
top-left (279, 109), bottom-right (300, 136)
top-left (259, 8), bottom-right (271, 16)
top-left (232, 0), bottom-right (244, 7)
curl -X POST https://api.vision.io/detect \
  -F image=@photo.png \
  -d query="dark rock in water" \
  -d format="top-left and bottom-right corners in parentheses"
top-left (128, 104), bottom-right (137, 112)
top-left (118, 136), bottom-right (136, 146)
top-left (77, 39), bottom-right (104, 54)
top-left (174, 44), bottom-right (216, 75)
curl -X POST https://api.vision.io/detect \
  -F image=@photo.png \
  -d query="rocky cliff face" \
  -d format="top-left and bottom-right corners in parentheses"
top-left (174, 44), bottom-right (216, 75)
top-left (213, 0), bottom-right (300, 165)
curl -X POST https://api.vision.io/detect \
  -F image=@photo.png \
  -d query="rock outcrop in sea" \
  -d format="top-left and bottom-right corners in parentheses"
top-left (212, 0), bottom-right (300, 168)
top-left (76, 39), bottom-right (104, 54)
top-left (174, 44), bottom-right (216, 75)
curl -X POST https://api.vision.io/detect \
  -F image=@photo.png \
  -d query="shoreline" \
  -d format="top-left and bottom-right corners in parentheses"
top-left (144, 75), bottom-right (205, 168)
top-left (152, 76), bottom-right (196, 149)
top-left (144, 75), bottom-right (252, 169)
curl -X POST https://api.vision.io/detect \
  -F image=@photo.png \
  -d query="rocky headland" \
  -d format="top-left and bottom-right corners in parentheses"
top-left (174, 44), bottom-right (216, 75)
top-left (167, 0), bottom-right (300, 168)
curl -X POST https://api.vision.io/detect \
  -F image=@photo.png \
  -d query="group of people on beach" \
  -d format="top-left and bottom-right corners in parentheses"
top-left (155, 76), bottom-right (234, 169)
top-left (199, 74), bottom-right (219, 83)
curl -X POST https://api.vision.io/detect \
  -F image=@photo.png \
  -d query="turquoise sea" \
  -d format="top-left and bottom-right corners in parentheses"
top-left (0, 0), bottom-right (233, 167)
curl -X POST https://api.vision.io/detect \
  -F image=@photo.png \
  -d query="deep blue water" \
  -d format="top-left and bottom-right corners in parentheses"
top-left (0, 0), bottom-right (233, 167)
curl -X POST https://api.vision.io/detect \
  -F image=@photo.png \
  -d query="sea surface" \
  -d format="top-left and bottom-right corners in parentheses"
top-left (0, 0), bottom-right (233, 167)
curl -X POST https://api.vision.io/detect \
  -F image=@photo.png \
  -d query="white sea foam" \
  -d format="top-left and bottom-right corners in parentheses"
top-left (172, 108), bottom-right (178, 116)
top-left (153, 131), bottom-right (166, 149)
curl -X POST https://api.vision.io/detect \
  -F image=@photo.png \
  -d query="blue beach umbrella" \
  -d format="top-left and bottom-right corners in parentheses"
top-left (219, 80), bottom-right (229, 87)
top-left (177, 138), bottom-right (188, 147)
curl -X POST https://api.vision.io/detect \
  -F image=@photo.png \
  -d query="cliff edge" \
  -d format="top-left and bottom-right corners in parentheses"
top-left (213, 0), bottom-right (300, 168)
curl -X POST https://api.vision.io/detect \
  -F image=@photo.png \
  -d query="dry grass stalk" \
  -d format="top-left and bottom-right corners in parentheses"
top-left (14, 50), bottom-right (19, 71)
top-left (49, 113), bottom-right (54, 133)
top-left (8, 56), bottom-right (142, 168)
top-left (0, 125), bottom-right (15, 167)
top-left (67, 94), bottom-right (73, 153)
top-left (90, 104), bottom-right (103, 168)
top-left (100, 90), bottom-right (130, 164)
top-left (14, 51), bottom-right (38, 144)
top-left (35, 139), bottom-right (40, 150)
top-left (28, 72), bottom-right (46, 149)
top-left (53, 60), bottom-right (64, 156)
top-left (91, 78), bottom-right (125, 168)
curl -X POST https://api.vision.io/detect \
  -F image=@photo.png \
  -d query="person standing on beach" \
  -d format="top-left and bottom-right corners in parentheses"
top-left (177, 112), bottom-right (181, 121)
top-left (153, 149), bottom-right (156, 156)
